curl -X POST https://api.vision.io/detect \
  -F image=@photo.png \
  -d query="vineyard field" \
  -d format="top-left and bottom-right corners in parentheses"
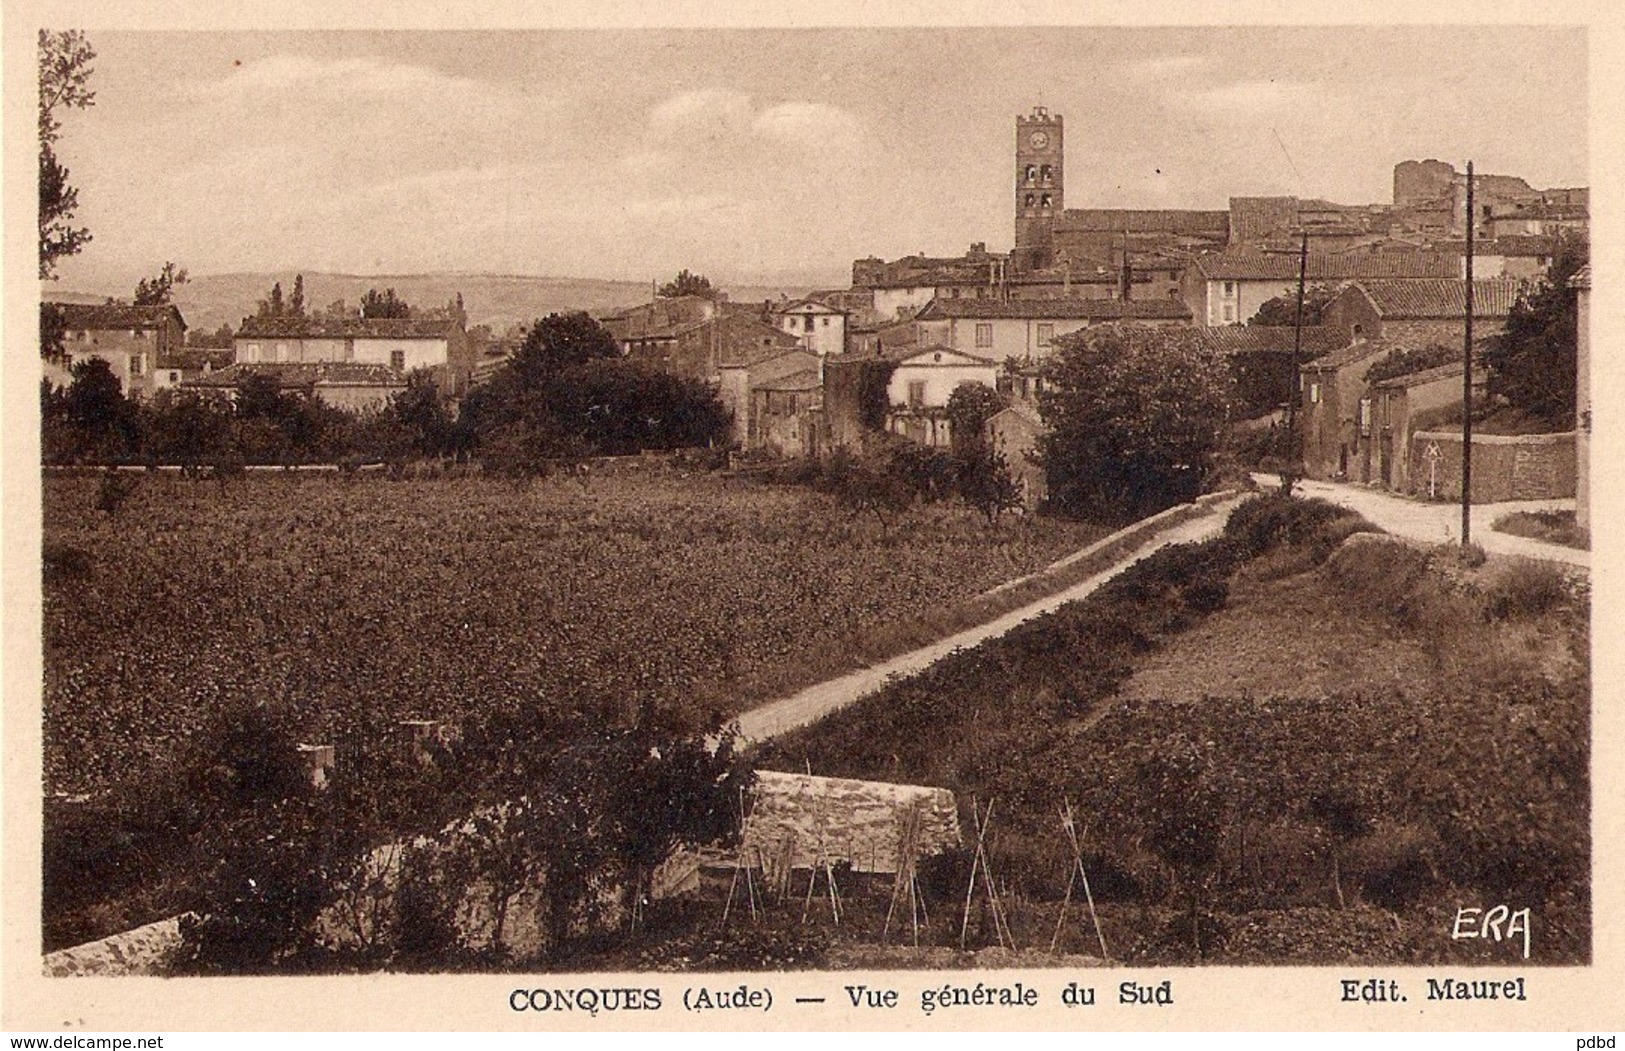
top-left (41, 469), bottom-right (1103, 799)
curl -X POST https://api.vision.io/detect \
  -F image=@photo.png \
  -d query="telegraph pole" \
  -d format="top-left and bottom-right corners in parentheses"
top-left (1282, 230), bottom-right (1309, 493)
top-left (1462, 161), bottom-right (1475, 547)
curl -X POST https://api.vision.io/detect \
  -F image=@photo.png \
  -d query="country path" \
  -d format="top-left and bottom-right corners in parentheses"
top-left (733, 494), bottom-right (1244, 746)
top-left (1252, 473), bottom-right (1588, 569)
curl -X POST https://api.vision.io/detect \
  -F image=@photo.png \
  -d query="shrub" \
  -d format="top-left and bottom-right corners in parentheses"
top-left (1325, 537), bottom-right (1431, 620)
top-left (1483, 560), bottom-right (1571, 621)
top-left (1223, 494), bottom-right (1372, 560)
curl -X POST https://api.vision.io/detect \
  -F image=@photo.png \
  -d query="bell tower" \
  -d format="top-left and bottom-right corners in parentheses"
top-left (1014, 106), bottom-right (1063, 270)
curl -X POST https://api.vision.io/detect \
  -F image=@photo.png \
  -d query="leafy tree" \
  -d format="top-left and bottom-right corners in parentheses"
top-left (380, 370), bottom-right (452, 459)
top-left (657, 269), bottom-right (717, 300)
top-left (945, 381), bottom-right (1006, 463)
top-left (61, 357), bottom-right (140, 461)
top-left (143, 388), bottom-right (232, 470)
top-left (360, 288), bottom-right (412, 320)
top-left (256, 282), bottom-right (286, 319)
top-left (290, 273), bottom-right (307, 318)
top-left (542, 359), bottom-right (729, 456)
top-left (959, 446), bottom-right (1025, 525)
top-left (823, 446), bottom-right (914, 532)
top-left (40, 302), bottom-right (68, 362)
top-left (1481, 239), bottom-right (1587, 426)
top-left (133, 261), bottom-right (188, 306)
top-left (39, 30), bottom-right (96, 279)
top-left (1247, 282), bottom-right (1340, 329)
top-left (1037, 323), bottom-right (1234, 521)
top-left (510, 312), bottom-right (621, 385)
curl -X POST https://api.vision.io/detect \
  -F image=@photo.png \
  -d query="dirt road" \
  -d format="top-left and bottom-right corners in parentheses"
top-left (734, 497), bottom-right (1241, 745)
top-left (1253, 474), bottom-right (1587, 568)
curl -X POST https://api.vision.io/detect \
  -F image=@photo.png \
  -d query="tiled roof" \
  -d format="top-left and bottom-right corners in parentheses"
top-left (754, 368), bottom-right (822, 392)
top-left (774, 297), bottom-right (846, 315)
top-left (915, 297), bottom-right (1192, 321)
top-left (990, 400), bottom-right (1045, 427)
top-left (1196, 326), bottom-right (1348, 357)
top-left (155, 348), bottom-right (234, 371)
top-left (185, 362), bottom-right (405, 387)
top-left (896, 345), bottom-right (999, 367)
top-left (1194, 250), bottom-right (1461, 281)
top-left (50, 301), bottom-right (186, 331)
top-left (236, 315), bottom-right (459, 340)
top-left (1370, 360), bottom-right (1471, 390)
top-left (1303, 338), bottom-right (1399, 372)
top-left (1437, 235), bottom-right (1558, 257)
top-left (1055, 208), bottom-right (1229, 234)
top-left (1351, 279), bottom-right (1523, 319)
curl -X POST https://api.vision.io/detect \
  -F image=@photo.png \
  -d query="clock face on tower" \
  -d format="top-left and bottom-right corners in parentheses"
top-left (1028, 130), bottom-right (1050, 150)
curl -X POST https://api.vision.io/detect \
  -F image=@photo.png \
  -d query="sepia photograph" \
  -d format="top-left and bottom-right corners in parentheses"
top-left (6, 8), bottom-right (1616, 1033)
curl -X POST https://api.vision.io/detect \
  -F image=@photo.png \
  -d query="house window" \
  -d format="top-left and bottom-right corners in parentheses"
top-left (1040, 194), bottom-right (1052, 208)
top-left (1222, 282), bottom-right (1236, 298)
top-left (1037, 323), bottom-right (1055, 347)
top-left (907, 380), bottom-right (926, 409)
top-left (390, 349), bottom-right (406, 370)
top-left (821, 316), bottom-right (830, 327)
top-left (133, 329), bottom-right (147, 339)
top-left (1040, 164), bottom-right (1052, 184)
top-left (1222, 305), bottom-right (1235, 323)
top-left (246, 342), bottom-right (261, 361)
top-left (1025, 193), bottom-right (1036, 207)
top-left (129, 353), bottom-right (144, 376)
top-left (168, 370), bottom-right (181, 384)
top-left (1309, 383), bottom-right (1322, 404)
top-left (804, 316), bottom-right (815, 332)
top-left (276, 341), bottom-right (289, 361)
top-left (975, 323), bottom-right (993, 348)
top-left (1024, 164), bottom-right (1037, 182)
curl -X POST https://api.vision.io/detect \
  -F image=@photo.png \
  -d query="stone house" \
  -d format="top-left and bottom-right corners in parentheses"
top-left (643, 313), bottom-right (802, 385)
top-left (184, 361), bottom-right (407, 412)
top-left (884, 346), bottom-right (1000, 448)
top-left (44, 302), bottom-right (189, 397)
top-left (716, 348), bottom-right (821, 450)
top-left (149, 347), bottom-right (235, 393)
top-left (1184, 250), bottom-right (1461, 327)
top-left (1297, 339), bottom-right (1397, 480)
top-left (1320, 278), bottom-right (1520, 348)
top-left (749, 368), bottom-right (824, 459)
top-left (600, 294), bottom-right (719, 357)
top-left (1359, 360), bottom-right (1487, 492)
top-left (912, 297), bottom-right (1190, 365)
top-left (1195, 325), bottom-right (1349, 419)
top-left (771, 298), bottom-right (848, 358)
top-left (234, 314), bottom-right (475, 394)
top-left (986, 400), bottom-right (1048, 508)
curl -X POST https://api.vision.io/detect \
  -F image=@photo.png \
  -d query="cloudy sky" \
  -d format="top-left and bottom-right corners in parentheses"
top-left (46, 25), bottom-right (1587, 293)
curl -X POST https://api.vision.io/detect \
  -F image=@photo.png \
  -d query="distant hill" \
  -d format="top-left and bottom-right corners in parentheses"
top-left (49, 272), bottom-right (824, 338)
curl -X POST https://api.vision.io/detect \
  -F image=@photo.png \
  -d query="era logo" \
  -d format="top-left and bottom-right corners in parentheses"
top-left (1451, 905), bottom-right (1530, 959)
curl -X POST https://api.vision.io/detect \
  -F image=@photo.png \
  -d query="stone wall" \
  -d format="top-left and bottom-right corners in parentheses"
top-left (1409, 430), bottom-right (1576, 502)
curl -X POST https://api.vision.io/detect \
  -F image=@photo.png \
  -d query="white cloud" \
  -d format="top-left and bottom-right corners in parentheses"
top-left (751, 101), bottom-right (864, 152)
top-left (183, 54), bottom-right (528, 121)
top-left (648, 88), bottom-right (754, 138)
